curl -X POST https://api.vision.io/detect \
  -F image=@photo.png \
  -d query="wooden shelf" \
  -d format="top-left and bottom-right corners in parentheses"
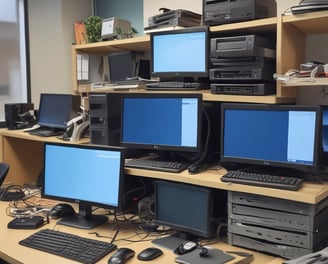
top-left (210, 17), bottom-right (277, 34)
top-left (282, 10), bottom-right (328, 34)
top-left (202, 90), bottom-right (295, 104)
top-left (73, 35), bottom-right (150, 54)
top-left (281, 77), bottom-right (328, 87)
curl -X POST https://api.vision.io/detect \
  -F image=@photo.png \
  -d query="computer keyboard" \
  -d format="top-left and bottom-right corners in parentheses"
top-left (220, 170), bottom-right (303, 191)
top-left (19, 228), bottom-right (117, 264)
top-left (145, 81), bottom-right (209, 90)
top-left (125, 158), bottom-right (190, 173)
top-left (28, 127), bottom-right (64, 137)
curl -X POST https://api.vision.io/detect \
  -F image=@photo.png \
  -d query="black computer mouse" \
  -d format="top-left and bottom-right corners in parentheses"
top-left (137, 247), bottom-right (163, 261)
top-left (108, 248), bottom-right (135, 264)
top-left (49, 203), bottom-right (75, 219)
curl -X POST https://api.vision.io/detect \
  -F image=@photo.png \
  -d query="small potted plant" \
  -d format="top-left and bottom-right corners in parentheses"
top-left (84, 16), bottom-right (102, 43)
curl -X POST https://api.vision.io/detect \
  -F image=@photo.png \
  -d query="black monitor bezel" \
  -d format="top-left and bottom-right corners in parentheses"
top-left (220, 103), bottom-right (321, 171)
top-left (37, 93), bottom-right (81, 129)
top-left (154, 180), bottom-right (216, 239)
top-left (120, 93), bottom-right (203, 153)
top-left (150, 26), bottom-right (209, 81)
top-left (41, 142), bottom-right (126, 220)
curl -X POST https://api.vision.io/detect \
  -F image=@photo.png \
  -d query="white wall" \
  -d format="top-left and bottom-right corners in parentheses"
top-left (28, 0), bottom-right (92, 106)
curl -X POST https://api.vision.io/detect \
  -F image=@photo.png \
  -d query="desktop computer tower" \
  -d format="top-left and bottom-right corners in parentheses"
top-left (88, 93), bottom-right (122, 146)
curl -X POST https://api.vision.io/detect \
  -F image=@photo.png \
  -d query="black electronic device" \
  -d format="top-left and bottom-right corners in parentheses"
top-left (210, 35), bottom-right (275, 59)
top-left (49, 203), bottom-right (76, 219)
top-left (203, 0), bottom-right (276, 25)
top-left (19, 229), bottom-right (117, 263)
top-left (149, 26), bottom-right (209, 86)
top-left (211, 83), bottom-right (276, 95)
top-left (148, 9), bottom-right (201, 27)
top-left (174, 241), bottom-right (198, 255)
top-left (7, 216), bottom-right (45, 229)
top-left (108, 248), bottom-right (135, 264)
top-left (42, 142), bottom-right (125, 229)
top-left (108, 51), bottom-right (136, 82)
top-left (137, 247), bottom-right (163, 261)
top-left (28, 93), bottom-right (81, 136)
top-left (209, 62), bottom-right (275, 81)
top-left (322, 106), bottom-right (328, 152)
top-left (89, 93), bottom-right (122, 146)
top-left (152, 180), bottom-right (227, 249)
top-left (220, 103), bottom-right (321, 173)
top-left (121, 93), bottom-right (203, 161)
top-left (5, 103), bottom-right (34, 129)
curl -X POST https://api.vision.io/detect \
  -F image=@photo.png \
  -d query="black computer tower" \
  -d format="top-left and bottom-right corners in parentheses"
top-left (88, 93), bottom-right (122, 146)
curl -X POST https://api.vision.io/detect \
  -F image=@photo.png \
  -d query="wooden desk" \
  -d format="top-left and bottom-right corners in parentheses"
top-left (1, 129), bottom-right (328, 204)
top-left (0, 129), bottom-right (89, 186)
top-left (0, 128), bottom-right (327, 263)
top-left (0, 200), bottom-right (283, 264)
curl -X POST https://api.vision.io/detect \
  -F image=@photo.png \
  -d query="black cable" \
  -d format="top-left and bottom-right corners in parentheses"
top-left (188, 105), bottom-right (211, 168)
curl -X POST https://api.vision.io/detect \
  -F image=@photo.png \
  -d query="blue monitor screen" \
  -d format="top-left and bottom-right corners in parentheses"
top-left (221, 104), bottom-right (320, 170)
top-left (322, 107), bottom-right (328, 152)
top-left (150, 26), bottom-right (208, 80)
top-left (121, 93), bottom-right (202, 152)
top-left (38, 93), bottom-right (81, 129)
top-left (42, 143), bottom-right (125, 229)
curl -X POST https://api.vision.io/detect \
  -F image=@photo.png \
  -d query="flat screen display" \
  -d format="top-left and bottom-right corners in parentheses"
top-left (37, 93), bottom-right (80, 129)
top-left (121, 93), bottom-right (202, 153)
top-left (221, 103), bottom-right (321, 171)
top-left (42, 143), bottom-right (125, 229)
top-left (150, 26), bottom-right (209, 81)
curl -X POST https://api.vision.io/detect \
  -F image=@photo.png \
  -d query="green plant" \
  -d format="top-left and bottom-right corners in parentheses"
top-left (115, 26), bottom-right (138, 39)
top-left (84, 16), bottom-right (102, 42)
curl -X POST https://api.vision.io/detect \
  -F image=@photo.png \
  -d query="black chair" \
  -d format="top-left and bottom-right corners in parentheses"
top-left (0, 162), bottom-right (9, 187)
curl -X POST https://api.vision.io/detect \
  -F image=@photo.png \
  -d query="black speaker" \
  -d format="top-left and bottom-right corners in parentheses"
top-left (88, 93), bottom-right (122, 146)
top-left (5, 103), bottom-right (34, 130)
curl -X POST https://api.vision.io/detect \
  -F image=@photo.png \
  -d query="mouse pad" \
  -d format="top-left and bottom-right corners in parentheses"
top-left (175, 248), bottom-right (235, 264)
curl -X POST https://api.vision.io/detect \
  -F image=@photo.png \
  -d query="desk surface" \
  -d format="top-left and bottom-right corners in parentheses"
top-left (0, 200), bottom-right (284, 264)
top-left (1, 129), bottom-right (328, 205)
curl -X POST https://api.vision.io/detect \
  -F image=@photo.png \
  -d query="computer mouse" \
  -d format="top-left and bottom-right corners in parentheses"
top-left (49, 203), bottom-right (75, 219)
top-left (108, 248), bottom-right (135, 264)
top-left (137, 247), bottom-right (163, 261)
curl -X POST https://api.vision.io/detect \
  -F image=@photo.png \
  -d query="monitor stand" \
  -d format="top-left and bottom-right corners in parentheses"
top-left (57, 204), bottom-right (108, 230)
top-left (151, 232), bottom-right (199, 250)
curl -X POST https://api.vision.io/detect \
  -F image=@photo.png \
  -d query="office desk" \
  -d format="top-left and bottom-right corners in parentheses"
top-left (0, 200), bottom-right (284, 264)
top-left (0, 129), bottom-right (327, 263)
top-left (1, 129), bottom-right (328, 204)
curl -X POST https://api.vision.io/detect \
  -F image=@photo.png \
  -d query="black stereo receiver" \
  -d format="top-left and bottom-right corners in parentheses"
top-left (203, 0), bottom-right (276, 26)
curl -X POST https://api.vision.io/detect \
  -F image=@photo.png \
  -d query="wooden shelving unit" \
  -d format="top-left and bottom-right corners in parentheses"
top-left (71, 11), bottom-right (328, 104)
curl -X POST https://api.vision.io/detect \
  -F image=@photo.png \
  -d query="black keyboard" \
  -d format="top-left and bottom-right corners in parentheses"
top-left (125, 158), bottom-right (189, 173)
top-left (28, 127), bottom-right (63, 137)
top-left (19, 228), bottom-right (117, 264)
top-left (220, 170), bottom-right (303, 191)
top-left (146, 81), bottom-right (208, 90)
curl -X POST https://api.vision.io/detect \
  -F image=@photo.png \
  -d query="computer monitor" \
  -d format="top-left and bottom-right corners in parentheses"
top-left (153, 180), bottom-right (226, 249)
top-left (108, 51), bottom-right (136, 82)
top-left (322, 106), bottom-right (328, 153)
top-left (37, 93), bottom-right (81, 129)
top-left (42, 142), bottom-right (125, 229)
top-left (120, 93), bottom-right (202, 155)
top-left (220, 103), bottom-right (321, 172)
top-left (150, 26), bottom-right (209, 82)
